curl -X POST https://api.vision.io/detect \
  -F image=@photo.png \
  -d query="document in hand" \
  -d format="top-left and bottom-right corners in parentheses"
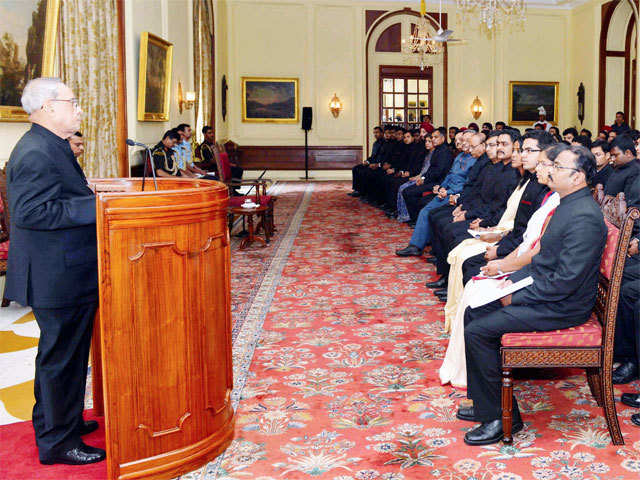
top-left (469, 276), bottom-right (534, 309)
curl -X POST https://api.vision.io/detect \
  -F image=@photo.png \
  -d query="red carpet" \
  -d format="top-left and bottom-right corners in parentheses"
top-left (0, 410), bottom-right (106, 479)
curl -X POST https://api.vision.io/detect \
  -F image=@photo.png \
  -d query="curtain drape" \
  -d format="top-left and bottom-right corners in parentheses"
top-left (193, 0), bottom-right (215, 143)
top-left (60, 0), bottom-right (119, 177)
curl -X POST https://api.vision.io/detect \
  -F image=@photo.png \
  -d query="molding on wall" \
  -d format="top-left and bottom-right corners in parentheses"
top-left (237, 145), bottom-right (362, 170)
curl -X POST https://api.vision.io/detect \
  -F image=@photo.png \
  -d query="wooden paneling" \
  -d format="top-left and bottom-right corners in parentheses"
top-left (375, 23), bottom-right (401, 52)
top-left (89, 178), bottom-right (234, 480)
top-left (237, 145), bottom-right (362, 170)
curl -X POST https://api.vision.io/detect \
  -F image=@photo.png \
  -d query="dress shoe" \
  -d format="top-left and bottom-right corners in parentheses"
top-left (78, 420), bottom-right (99, 436)
top-left (347, 191), bottom-right (361, 197)
top-left (621, 393), bottom-right (640, 408)
top-left (436, 294), bottom-right (448, 302)
top-left (425, 256), bottom-right (436, 262)
top-left (396, 245), bottom-right (423, 257)
top-left (613, 362), bottom-right (638, 384)
top-left (408, 221), bottom-right (416, 227)
top-left (40, 442), bottom-right (106, 465)
top-left (464, 418), bottom-right (524, 446)
top-left (632, 413), bottom-right (640, 427)
top-left (426, 277), bottom-right (447, 289)
top-left (457, 405), bottom-right (475, 422)
top-left (434, 288), bottom-right (448, 296)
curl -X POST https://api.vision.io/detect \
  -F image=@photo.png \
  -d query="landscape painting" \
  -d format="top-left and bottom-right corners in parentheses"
top-left (0, 0), bottom-right (59, 121)
top-left (509, 81), bottom-right (559, 125)
top-left (137, 32), bottom-right (173, 122)
top-left (242, 77), bottom-right (299, 123)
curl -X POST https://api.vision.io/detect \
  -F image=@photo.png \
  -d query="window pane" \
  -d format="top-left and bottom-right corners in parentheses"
top-left (418, 97), bottom-right (428, 108)
top-left (419, 79), bottom-right (429, 92)
top-left (407, 94), bottom-right (417, 108)
top-left (421, 109), bottom-right (429, 118)
top-left (394, 79), bottom-right (404, 92)
top-left (407, 79), bottom-right (418, 93)
top-left (394, 109), bottom-right (404, 122)
top-left (383, 109), bottom-right (393, 122)
top-left (382, 94), bottom-right (393, 108)
top-left (394, 94), bottom-right (404, 108)
top-left (383, 78), bottom-right (393, 92)
top-left (407, 110), bottom-right (417, 122)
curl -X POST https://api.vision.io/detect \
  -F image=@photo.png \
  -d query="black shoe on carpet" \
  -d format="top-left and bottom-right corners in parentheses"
top-left (40, 443), bottom-right (106, 465)
top-left (396, 245), bottom-right (423, 257)
top-left (78, 420), bottom-right (99, 436)
top-left (613, 362), bottom-right (638, 384)
top-left (632, 414), bottom-right (640, 427)
top-left (456, 405), bottom-right (475, 422)
top-left (426, 277), bottom-right (447, 289)
top-left (348, 191), bottom-right (361, 197)
top-left (621, 393), bottom-right (640, 408)
top-left (463, 419), bottom-right (524, 446)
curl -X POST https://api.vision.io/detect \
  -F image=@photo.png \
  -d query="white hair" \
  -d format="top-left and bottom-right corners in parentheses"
top-left (21, 77), bottom-right (65, 114)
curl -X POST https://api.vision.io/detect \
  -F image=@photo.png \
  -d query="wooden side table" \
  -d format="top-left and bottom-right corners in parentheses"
top-left (229, 205), bottom-right (270, 249)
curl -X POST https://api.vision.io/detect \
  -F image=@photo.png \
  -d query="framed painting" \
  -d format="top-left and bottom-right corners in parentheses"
top-left (509, 81), bottom-right (559, 125)
top-left (137, 32), bottom-right (173, 122)
top-left (242, 77), bottom-right (299, 123)
top-left (0, 0), bottom-right (59, 122)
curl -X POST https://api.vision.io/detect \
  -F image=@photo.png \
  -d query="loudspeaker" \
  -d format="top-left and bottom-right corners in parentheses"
top-left (301, 107), bottom-right (312, 130)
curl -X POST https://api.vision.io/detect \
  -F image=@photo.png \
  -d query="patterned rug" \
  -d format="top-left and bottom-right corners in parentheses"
top-left (210, 181), bottom-right (640, 480)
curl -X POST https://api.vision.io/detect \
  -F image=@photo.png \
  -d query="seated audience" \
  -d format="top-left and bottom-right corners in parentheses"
top-left (611, 111), bottom-right (631, 134)
top-left (396, 131), bottom-right (480, 257)
top-left (175, 123), bottom-right (207, 176)
top-left (195, 125), bottom-right (218, 174)
top-left (495, 121), bottom-right (506, 131)
top-left (597, 129), bottom-right (609, 141)
top-left (580, 128), bottom-right (592, 139)
top-left (68, 131), bottom-right (84, 158)
top-left (572, 135), bottom-right (591, 149)
top-left (395, 133), bottom-right (434, 223)
top-left (421, 114), bottom-right (435, 134)
top-left (350, 125), bottom-right (384, 197)
top-left (440, 144), bottom-right (559, 388)
top-left (152, 130), bottom-right (184, 177)
top-left (448, 126), bottom-right (459, 151)
top-left (460, 144), bottom-right (606, 446)
top-left (605, 134), bottom-right (640, 197)
top-left (563, 127), bottom-right (578, 144)
top-left (590, 140), bottom-right (613, 189)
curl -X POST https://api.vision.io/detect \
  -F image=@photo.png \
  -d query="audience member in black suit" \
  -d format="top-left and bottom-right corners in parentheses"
top-left (402, 128), bottom-right (455, 224)
top-left (460, 144), bottom-right (606, 445)
top-left (5, 78), bottom-right (105, 465)
top-left (360, 126), bottom-right (396, 203)
top-left (428, 130), bottom-right (521, 290)
top-left (605, 134), bottom-right (640, 196)
top-left (611, 111), bottom-right (631, 135)
top-left (590, 140), bottom-right (613, 190)
top-left (350, 126), bottom-right (384, 197)
top-left (612, 173), bottom-right (640, 386)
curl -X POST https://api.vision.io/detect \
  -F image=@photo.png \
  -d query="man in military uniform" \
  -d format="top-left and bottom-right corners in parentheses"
top-left (152, 130), bottom-right (185, 177)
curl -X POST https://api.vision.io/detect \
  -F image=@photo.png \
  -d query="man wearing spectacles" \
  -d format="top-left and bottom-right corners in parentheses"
top-left (461, 143), bottom-right (606, 445)
top-left (5, 78), bottom-right (105, 465)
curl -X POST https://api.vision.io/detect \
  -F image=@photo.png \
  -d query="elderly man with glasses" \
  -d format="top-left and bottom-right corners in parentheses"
top-left (5, 78), bottom-right (105, 465)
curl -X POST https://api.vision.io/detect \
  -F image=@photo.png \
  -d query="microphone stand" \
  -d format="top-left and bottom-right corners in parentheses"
top-left (140, 145), bottom-right (158, 191)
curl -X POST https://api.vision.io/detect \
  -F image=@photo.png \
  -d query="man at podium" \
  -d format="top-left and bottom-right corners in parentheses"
top-left (5, 78), bottom-right (106, 466)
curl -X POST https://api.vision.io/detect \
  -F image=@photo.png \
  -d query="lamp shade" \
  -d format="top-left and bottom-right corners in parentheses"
top-left (471, 96), bottom-right (483, 119)
top-left (329, 93), bottom-right (342, 118)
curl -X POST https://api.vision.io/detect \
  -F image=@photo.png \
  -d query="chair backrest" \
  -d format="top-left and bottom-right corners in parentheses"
top-left (215, 151), bottom-right (232, 182)
top-left (592, 183), bottom-right (605, 205)
top-left (596, 206), bottom-right (639, 369)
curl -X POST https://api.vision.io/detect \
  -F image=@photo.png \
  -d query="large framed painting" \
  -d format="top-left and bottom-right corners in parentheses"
top-left (242, 77), bottom-right (299, 123)
top-left (509, 81), bottom-right (559, 125)
top-left (0, 0), bottom-right (59, 122)
top-left (137, 32), bottom-right (173, 122)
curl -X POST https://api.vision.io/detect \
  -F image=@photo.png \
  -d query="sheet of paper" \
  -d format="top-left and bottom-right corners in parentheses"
top-left (467, 228), bottom-right (507, 238)
top-left (469, 276), bottom-right (533, 309)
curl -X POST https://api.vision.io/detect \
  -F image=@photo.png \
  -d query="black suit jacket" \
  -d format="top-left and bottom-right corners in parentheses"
top-left (6, 124), bottom-right (98, 308)
top-left (510, 187), bottom-right (606, 322)
top-left (423, 143), bottom-right (453, 188)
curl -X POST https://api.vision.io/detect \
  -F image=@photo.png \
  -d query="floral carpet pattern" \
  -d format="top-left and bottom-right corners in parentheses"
top-left (205, 181), bottom-right (640, 480)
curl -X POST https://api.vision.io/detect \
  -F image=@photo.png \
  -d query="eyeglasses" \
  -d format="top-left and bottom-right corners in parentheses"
top-left (552, 162), bottom-right (581, 173)
top-left (521, 148), bottom-right (542, 154)
top-left (48, 98), bottom-right (80, 110)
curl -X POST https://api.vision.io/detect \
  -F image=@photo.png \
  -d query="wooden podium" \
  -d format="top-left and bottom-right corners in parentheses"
top-left (89, 178), bottom-right (235, 480)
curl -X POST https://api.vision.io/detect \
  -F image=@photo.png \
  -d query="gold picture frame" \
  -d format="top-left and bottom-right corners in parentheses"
top-left (242, 77), bottom-right (299, 123)
top-left (509, 81), bottom-right (559, 126)
top-left (137, 32), bottom-right (173, 122)
top-left (0, 0), bottom-right (60, 122)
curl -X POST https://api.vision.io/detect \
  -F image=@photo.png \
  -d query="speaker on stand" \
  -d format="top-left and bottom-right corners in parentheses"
top-left (301, 107), bottom-right (313, 180)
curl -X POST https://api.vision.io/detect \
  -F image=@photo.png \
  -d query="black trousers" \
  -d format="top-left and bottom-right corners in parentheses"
top-left (31, 302), bottom-right (97, 459)
top-left (464, 301), bottom-right (586, 421)
top-left (462, 252), bottom-right (489, 285)
top-left (352, 164), bottom-right (368, 192)
top-left (432, 219), bottom-right (472, 276)
top-left (403, 183), bottom-right (436, 221)
top-left (613, 255), bottom-right (640, 366)
top-left (231, 165), bottom-right (244, 180)
top-left (384, 176), bottom-right (410, 209)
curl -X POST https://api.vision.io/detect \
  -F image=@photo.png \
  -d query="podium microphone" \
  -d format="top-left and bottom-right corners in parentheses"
top-left (126, 138), bottom-right (158, 191)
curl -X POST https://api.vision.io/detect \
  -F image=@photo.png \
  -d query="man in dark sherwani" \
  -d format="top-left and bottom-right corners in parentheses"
top-left (5, 78), bottom-right (105, 465)
top-left (459, 143), bottom-right (606, 445)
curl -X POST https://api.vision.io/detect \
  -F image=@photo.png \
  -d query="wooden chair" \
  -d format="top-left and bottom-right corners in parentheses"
top-left (499, 201), bottom-right (639, 446)
top-left (0, 168), bottom-right (10, 307)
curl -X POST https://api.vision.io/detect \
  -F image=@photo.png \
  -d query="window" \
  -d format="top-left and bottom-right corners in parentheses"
top-left (379, 65), bottom-right (433, 130)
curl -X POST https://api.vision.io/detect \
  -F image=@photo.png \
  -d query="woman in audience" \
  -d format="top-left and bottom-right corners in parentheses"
top-left (396, 134), bottom-right (434, 223)
top-left (439, 146), bottom-right (560, 388)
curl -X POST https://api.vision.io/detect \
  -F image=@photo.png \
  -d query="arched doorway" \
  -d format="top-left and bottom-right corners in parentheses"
top-left (599, 0), bottom-right (637, 128)
top-left (365, 9), bottom-right (448, 152)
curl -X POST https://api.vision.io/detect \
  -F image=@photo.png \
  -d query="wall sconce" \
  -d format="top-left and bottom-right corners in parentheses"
top-left (178, 81), bottom-right (196, 114)
top-left (471, 96), bottom-right (483, 120)
top-left (329, 93), bottom-right (343, 118)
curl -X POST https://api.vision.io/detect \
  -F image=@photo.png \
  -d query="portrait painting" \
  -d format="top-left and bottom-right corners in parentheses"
top-left (0, 0), bottom-right (59, 122)
top-left (509, 81), bottom-right (559, 125)
top-left (137, 32), bottom-right (173, 122)
top-left (242, 77), bottom-right (299, 123)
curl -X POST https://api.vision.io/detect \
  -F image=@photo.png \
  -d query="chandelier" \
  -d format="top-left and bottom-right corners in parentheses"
top-left (401, 0), bottom-right (443, 71)
top-left (456, 0), bottom-right (526, 30)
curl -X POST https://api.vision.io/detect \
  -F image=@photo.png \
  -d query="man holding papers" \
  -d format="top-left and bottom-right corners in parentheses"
top-left (460, 143), bottom-right (607, 446)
